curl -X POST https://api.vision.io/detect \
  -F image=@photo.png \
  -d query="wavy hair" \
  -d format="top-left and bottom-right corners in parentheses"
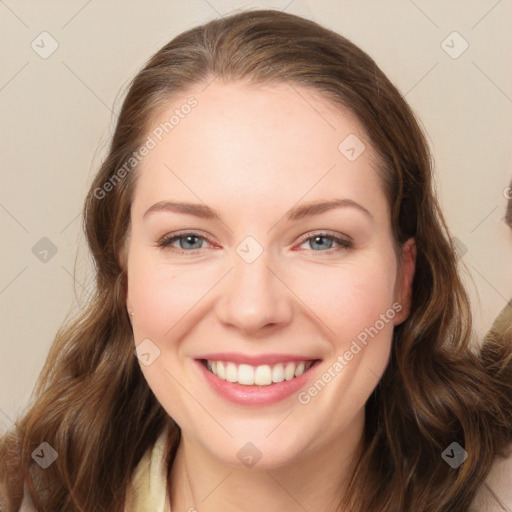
top-left (1, 9), bottom-right (511, 511)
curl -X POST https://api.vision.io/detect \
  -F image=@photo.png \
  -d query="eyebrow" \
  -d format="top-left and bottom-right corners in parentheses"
top-left (143, 198), bottom-right (374, 222)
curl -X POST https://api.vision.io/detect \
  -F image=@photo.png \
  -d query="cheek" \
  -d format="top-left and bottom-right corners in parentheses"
top-left (293, 259), bottom-right (398, 422)
top-left (291, 253), bottom-right (398, 401)
top-left (127, 250), bottom-right (214, 339)
top-left (291, 253), bottom-right (398, 340)
top-left (126, 250), bottom-right (208, 418)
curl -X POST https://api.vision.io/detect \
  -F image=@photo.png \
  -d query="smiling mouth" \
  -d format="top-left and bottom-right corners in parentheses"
top-left (199, 359), bottom-right (320, 386)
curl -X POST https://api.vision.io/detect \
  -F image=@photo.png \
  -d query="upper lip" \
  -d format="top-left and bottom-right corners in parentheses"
top-left (195, 352), bottom-right (320, 365)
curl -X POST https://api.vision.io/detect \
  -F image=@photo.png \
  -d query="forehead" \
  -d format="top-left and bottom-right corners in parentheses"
top-left (132, 80), bottom-right (388, 223)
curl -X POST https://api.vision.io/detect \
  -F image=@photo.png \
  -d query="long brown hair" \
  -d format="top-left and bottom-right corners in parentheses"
top-left (1, 9), bottom-right (511, 511)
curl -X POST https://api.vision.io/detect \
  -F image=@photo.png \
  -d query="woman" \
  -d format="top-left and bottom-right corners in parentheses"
top-left (1, 9), bottom-right (511, 512)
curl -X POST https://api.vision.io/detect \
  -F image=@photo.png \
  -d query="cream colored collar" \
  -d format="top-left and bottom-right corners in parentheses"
top-left (124, 427), bottom-right (172, 512)
top-left (124, 428), bottom-right (512, 512)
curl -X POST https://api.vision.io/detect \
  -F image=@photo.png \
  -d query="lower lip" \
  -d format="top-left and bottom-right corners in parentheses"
top-left (194, 359), bottom-right (321, 406)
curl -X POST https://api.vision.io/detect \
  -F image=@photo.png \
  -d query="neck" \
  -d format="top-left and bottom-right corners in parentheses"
top-left (168, 413), bottom-right (364, 512)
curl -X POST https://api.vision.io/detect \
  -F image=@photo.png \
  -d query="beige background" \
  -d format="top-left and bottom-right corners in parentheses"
top-left (1, 0), bottom-right (511, 433)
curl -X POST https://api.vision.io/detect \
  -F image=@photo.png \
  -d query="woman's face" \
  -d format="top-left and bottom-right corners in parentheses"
top-left (125, 80), bottom-right (415, 469)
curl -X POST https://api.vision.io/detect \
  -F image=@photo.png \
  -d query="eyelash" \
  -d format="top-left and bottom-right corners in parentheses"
top-left (156, 230), bottom-right (353, 255)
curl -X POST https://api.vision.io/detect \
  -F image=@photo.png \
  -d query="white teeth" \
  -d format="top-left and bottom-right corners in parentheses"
top-left (284, 362), bottom-right (296, 381)
top-left (217, 361), bottom-right (225, 379)
top-left (225, 362), bottom-right (238, 382)
top-left (271, 363), bottom-right (285, 383)
top-left (238, 364), bottom-right (255, 385)
top-left (205, 359), bottom-right (315, 386)
top-left (254, 365), bottom-right (273, 386)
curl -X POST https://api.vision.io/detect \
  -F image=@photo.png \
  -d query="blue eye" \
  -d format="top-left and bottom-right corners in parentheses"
top-left (297, 232), bottom-right (352, 252)
top-left (156, 231), bottom-right (352, 255)
top-left (157, 232), bottom-right (210, 253)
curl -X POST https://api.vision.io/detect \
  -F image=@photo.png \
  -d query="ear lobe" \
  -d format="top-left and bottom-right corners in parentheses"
top-left (393, 237), bottom-right (417, 326)
top-left (126, 294), bottom-right (134, 318)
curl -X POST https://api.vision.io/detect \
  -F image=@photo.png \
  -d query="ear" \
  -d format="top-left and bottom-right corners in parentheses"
top-left (393, 237), bottom-right (417, 326)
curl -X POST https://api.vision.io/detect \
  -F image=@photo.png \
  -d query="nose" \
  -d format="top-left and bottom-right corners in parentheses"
top-left (216, 249), bottom-right (294, 336)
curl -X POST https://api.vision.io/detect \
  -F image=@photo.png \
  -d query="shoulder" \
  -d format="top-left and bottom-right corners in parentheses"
top-left (17, 428), bottom-right (173, 512)
top-left (471, 445), bottom-right (512, 511)
top-left (483, 299), bottom-right (512, 343)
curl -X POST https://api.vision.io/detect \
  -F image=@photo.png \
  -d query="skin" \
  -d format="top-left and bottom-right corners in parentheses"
top-left (124, 80), bottom-right (416, 512)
